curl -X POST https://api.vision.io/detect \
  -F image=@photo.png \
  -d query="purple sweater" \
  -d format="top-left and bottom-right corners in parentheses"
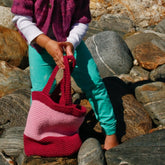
top-left (11, 0), bottom-right (91, 42)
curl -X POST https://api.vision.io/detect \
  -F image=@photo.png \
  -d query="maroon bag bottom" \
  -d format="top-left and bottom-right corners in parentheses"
top-left (24, 133), bottom-right (82, 157)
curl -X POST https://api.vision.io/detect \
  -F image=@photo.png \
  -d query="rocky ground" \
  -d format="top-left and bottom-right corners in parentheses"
top-left (0, 0), bottom-right (165, 165)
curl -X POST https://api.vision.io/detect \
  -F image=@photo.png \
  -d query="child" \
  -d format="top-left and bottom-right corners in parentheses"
top-left (11, 0), bottom-right (118, 152)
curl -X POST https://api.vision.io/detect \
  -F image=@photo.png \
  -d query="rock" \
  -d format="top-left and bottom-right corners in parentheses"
top-left (105, 129), bottom-right (165, 165)
top-left (0, 61), bottom-right (31, 98)
top-left (133, 42), bottom-right (165, 70)
top-left (0, 154), bottom-right (11, 165)
top-left (150, 125), bottom-right (165, 133)
top-left (0, 88), bottom-right (30, 129)
top-left (0, 6), bottom-right (14, 29)
top-left (78, 138), bottom-right (105, 165)
top-left (125, 32), bottom-right (161, 57)
top-left (0, 127), bottom-right (24, 157)
top-left (22, 156), bottom-right (77, 165)
top-left (0, 0), bottom-right (13, 7)
top-left (121, 94), bottom-right (152, 142)
top-left (85, 20), bottom-right (104, 40)
top-left (150, 64), bottom-right (165, 81)
top-left (85, 31), bottom-right (133, 78)
top-left (90, 0), bottom-right (165, 29)
top-left (0, 25), bottom-right (28, 67)
top-left (135, 81), bottom-right (165, 104)
top-left (98, 14), bottom-right (135, 34)
top-left (155, 18), bottom-right (165, 33)
top-left (80, 99), bottom-right (92, 113)
top-left (118, 66), bottom-right (150, 83)
top-left (117, 74), bottom-right (137, 84)
top-left (151, 37), bottom-right (165, 52)
top-left (135, 82), bottom-right (165, 126)
top-left (129, 66), bottom-right (150, 81)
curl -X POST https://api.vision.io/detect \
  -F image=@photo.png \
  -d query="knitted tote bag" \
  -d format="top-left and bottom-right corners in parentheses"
top-left (24, 56), bottom-right (86, 157)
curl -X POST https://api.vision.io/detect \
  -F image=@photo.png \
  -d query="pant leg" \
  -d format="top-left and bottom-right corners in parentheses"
top-left (28, 45), bottom-right (56, 93)
top-left (72, 41), bottom-right (116, 135)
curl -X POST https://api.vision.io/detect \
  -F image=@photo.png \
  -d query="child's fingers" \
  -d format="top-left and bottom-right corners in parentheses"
top-left (53, 50), bottom-right (65, 69)
top-left (59, 42), bottom-right (74, 56)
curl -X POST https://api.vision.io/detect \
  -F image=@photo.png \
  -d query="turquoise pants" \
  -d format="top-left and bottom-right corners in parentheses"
top-left (28, 41), bottom-right (116, 135)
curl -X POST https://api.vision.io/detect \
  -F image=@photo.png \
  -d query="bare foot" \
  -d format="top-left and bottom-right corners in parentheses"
top-left (104, 134), bottom-right (119, 150)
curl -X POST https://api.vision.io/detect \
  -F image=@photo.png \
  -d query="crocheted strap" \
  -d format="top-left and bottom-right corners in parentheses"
top-left (43, 56), bottom-right (76, 105)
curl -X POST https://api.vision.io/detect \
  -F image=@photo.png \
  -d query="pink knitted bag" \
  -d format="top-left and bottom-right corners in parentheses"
top-left (24, 56), bottom-right (86, 157)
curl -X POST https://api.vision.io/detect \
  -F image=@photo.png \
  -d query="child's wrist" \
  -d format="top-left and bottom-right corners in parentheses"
top-left (34, 34), bottom-right (52, 49)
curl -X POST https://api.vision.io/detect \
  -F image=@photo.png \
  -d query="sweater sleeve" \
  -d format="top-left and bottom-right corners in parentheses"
top-left (67, 23), bottom-right (89, 49)
top-left (12, 15), bottom-right (43, 44)
top-left (13, 15), bottom-right (88, 48)
top-left (11, 0), bottom-right (34, 16)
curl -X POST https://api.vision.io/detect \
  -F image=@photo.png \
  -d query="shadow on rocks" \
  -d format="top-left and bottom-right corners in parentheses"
top-left (103, 76), bottom-right (132, 143)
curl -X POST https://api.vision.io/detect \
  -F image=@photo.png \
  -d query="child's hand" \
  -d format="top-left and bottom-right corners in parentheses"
top-left (59, 42), bottom-right (74, 56)
top-left (34, 34), bottom-right (74, 69)
top-left (45, 40), bottom-right (65, 69)
top-left (104, 134), bottom-right (119, 150)
top-left (45, 41), bottom-right (74, 68)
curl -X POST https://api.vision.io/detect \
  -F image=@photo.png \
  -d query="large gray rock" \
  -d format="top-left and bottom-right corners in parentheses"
top-left (105, 129), bottom-right (165, 165)
top-left (85, 31), bottom-right (133, 78)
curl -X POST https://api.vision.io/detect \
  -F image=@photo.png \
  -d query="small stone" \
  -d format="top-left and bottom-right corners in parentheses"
top-left (78, 138), bottom-right (106, 165)
top-left (150, 64), bottom-right (165, 81)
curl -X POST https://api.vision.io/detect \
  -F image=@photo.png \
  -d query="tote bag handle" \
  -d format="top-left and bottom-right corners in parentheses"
top-left (43, 55), bottom-right (76, 105)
